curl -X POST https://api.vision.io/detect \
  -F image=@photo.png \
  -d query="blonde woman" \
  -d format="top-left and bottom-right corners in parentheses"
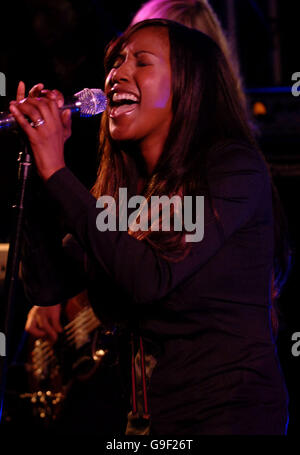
top-left (131, 0), bottom-right (247, 113)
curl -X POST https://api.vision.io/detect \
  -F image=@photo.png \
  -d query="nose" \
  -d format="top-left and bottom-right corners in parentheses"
top-left (107, 59), bottom-right (132, 87)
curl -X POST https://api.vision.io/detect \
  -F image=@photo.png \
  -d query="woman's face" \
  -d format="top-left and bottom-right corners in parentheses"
top-left (105, 26), bottom-right (173, 150)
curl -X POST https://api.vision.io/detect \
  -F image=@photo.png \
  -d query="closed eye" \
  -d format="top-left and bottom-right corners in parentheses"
top-left (135, 50), bottom-right (155, 67)
top-left (111, 55), bottom-right (124, 69)
top-left (137, 61), bottom-right (151, 67)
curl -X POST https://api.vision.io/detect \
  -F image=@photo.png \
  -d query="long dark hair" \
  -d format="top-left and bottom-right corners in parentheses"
top-left (91, 19), bottom-right (291, 332)
top-left (92, 19), bottom-right (255, 224)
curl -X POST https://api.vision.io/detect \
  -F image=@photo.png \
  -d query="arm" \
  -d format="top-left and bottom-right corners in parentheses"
top-left (15, 83), bottom-right (84, 306)
top-left (10, 93), bottom-right (270, 306)
top-left (21, 171), bottom-right (87, 306)
top-left (44, 143), bottom-right (268, 305)
top-left (21, 228), bottom-right (87, 306)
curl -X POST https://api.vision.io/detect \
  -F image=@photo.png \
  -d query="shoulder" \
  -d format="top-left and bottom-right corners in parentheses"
top-left (206, 139), bottom-right (270, 177)
top-left (204, 140), bottom-right (272, 208)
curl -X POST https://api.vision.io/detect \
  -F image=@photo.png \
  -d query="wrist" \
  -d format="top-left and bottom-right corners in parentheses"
top-left (40, 164), bottom-right (66, 182)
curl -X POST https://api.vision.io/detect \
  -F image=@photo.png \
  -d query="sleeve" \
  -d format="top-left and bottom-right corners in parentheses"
top-left (21, 172), bottom-right (87, 306)
top-left (44, 143), bottom-right (268, 305)
top-left (22, 230), bottom-right (87, 306)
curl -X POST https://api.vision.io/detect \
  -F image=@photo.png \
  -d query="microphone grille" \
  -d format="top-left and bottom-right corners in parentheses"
top-left (74, 88), bottom-right (107, 116)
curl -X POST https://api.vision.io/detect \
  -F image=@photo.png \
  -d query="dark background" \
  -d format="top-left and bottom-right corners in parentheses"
top-left (0, 0), bottom-right (300, 436)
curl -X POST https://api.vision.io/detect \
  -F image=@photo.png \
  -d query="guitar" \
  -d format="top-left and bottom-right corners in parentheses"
top-left (20, 290), bottom-right (118, 423)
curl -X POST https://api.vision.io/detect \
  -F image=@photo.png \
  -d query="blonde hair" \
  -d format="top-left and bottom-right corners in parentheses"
top-left (131, 0), bottom-right (248, 118)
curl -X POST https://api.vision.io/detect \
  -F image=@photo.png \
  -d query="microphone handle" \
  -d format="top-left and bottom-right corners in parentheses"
top-left (0, 113), bottom-right (17, 131)
top-left (0, 97), bottom-right (80, 132)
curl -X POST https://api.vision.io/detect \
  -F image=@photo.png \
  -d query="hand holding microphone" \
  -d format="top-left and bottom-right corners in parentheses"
top-left (9, 82), bottom-right (71, 181)
top-left (1, 82), bottom-right (107, 131)
top-left (7, 81), bottom-right (107, 181)
top-left (14, 81), bottom-right (72, 143)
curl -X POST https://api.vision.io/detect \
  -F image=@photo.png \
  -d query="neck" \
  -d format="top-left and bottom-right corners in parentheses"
top-left (139, 135), bottom-right (167, 176)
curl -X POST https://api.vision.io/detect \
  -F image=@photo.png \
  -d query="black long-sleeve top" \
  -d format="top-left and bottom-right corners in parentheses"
top-left (21, 140), bottom-right (289, 434)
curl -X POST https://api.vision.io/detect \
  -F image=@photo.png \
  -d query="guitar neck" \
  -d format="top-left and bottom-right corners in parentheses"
top-left (63, 305), bottom-right (101, 349)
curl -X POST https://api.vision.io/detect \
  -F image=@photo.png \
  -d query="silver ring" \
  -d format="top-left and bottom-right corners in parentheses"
top-left (30, 118), bottom-right (45, 128)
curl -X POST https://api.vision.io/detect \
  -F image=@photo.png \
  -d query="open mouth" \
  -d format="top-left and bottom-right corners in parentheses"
top-left (108, 92), bottom-right (140, 118)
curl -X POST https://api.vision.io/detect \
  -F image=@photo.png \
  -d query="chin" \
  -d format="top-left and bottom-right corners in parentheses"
top-left (109, 125), bottom-right (137, 143)
top-left (111, 131), bottom-right (133, 142)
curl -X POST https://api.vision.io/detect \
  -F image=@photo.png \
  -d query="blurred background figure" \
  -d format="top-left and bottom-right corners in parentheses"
top-left (131, 0), bottom-right (248, 114)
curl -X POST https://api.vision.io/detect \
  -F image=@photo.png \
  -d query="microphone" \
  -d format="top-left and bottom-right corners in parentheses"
top-left (0, 88), bottom-right (107, 131)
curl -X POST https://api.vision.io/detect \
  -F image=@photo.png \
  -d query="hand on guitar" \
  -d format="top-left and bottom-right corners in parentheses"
top-left (25, 304), bottom-right (63, 343)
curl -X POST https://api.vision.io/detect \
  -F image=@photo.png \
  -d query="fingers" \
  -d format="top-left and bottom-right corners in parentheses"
top-left (61, 109), bottom-right (72, 140)
top-left (39, 315), bottom-right (59, 342)
top-left (15, 81), bottom-right (44, 104)
top-left (52, 89), bottom-right (64, 108)
top-left (25, 307), bottom-right (48, 339)
top-left (26, 325), bottom-right (47, 339)
top-left (50, 313), bottom-right (63, 335)
top-left (14, 98), bottom-right (43, 123)
top-left (39, 89), bottom-right (64, 109)
top-left (9, 96), bottom-right (61, 132)
top-left (14, 83), bottom-right (68, 131)
top-left (16, 81), bottom-right (25, 102)
top-left (25, 305), bottom-right (62, 343)
top-left (48, 303), bottom-right (63, 334)
top-left (9, 102), bottom-right (38, 139)
top-left (43, 93), bottom-right (63, 123)
top-left (23, 96), bottom-right (60, 125)
top-left (28, 83), bottom-right (44, 98)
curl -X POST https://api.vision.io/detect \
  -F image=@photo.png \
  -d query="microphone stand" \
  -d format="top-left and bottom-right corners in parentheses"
top-left (0, 135), bottom-right (32, 423)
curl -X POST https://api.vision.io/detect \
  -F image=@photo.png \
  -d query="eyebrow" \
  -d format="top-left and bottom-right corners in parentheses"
top-left (134, 50), bottom-right (157, 57)
top-left (115, 49), bottom-right (158, 62)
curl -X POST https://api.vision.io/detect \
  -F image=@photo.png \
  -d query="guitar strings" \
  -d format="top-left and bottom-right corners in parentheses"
top-left (31, 306), bottom-right (103, 376)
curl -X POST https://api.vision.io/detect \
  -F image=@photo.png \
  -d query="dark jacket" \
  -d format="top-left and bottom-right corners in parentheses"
top-left (21, 141), bottom-right (289, 435)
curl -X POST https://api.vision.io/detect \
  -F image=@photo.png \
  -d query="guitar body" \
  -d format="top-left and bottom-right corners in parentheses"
top-left (23, 290), bottom-right (117, 423)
